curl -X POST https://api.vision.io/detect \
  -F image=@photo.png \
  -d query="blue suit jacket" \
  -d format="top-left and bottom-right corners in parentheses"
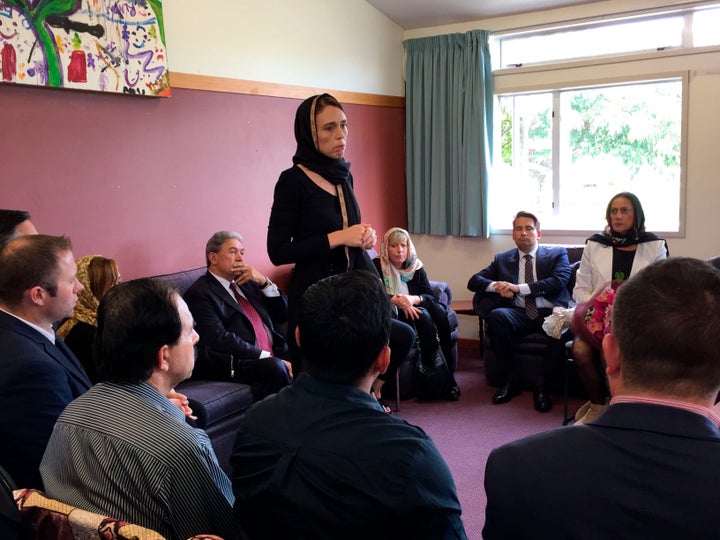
top-left (183, 272), bottom-right (288, 378)
top-left (0, 310), bottom-right (91, 488)
top-left (483, 402), bottom-right (720, 539)
top-left (467, 245), bottom-right (572, 315)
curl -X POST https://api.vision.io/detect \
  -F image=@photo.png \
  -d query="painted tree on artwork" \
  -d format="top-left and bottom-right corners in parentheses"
top-left (3, 0), bottom-right (82, 87)
top-left (0, 0), bottom-right (169, 96)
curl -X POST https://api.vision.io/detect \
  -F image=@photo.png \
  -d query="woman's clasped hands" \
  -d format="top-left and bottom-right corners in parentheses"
top-left (392, 294), bottom-right (422, 320)
top-left (343, 223), bottom-right (376, 249)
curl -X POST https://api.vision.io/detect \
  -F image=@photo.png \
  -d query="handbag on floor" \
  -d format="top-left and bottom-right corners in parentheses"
top-left (413, 330), bottom-right (460, 401)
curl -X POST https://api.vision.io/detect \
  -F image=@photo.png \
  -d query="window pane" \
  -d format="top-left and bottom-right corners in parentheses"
top-left (492, 93), bottom-right (553, 228)
top-left (692, 7), bottom-right (720, 47)
top-left (499, 16), bottom-right (683, 68)
top-left (493, 80), bottom-right (682, 233)
top-left (556, 81), bottom-right (681, 232)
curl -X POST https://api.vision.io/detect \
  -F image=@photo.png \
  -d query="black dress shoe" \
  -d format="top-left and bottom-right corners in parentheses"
top-left (493, 383), bottom-right (521, 404)
top-left (446, 386), bottom-right (461, 401)
top-left (533, 387), bottom-right (553, 412)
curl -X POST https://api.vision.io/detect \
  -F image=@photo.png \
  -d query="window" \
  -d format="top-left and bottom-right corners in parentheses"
top-left (492, 79), bottom-right (683, 233)
top-left (492, 5), bottom-right (720, 69)
top-left (486, 6), bottom-right (719, 234)
top-left (497, 16), bottom-right (683, 68)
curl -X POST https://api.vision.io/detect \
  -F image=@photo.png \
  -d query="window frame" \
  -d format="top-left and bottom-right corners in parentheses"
top-left (491, 56), bottom-right (691, 238)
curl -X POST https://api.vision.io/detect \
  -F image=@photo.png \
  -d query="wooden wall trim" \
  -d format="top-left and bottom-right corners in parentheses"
top-left (169, 72), bottom-right (405, 108)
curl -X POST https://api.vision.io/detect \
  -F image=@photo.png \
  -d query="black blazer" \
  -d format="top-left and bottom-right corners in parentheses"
top-left (483, 402), bottom-right (720, 539)
top-left (183, 272), bottom-right (288, 377)
top-left (0, 310), bottom-right (91, 489)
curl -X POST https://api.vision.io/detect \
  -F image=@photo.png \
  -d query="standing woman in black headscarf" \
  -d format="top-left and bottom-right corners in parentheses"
top-left (570, 192), bottom-right (668, 424)
top-left (267, 94), bottom-right (415, 407)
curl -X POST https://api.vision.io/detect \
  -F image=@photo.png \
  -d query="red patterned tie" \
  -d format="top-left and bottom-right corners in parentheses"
top-left (524, 254), bottom-right (539, 320)
top-left (230, 283), bottom-right (273, 353)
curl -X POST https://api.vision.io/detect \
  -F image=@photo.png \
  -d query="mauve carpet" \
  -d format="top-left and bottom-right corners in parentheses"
top-left (394, 347), bottom-right (585, 540)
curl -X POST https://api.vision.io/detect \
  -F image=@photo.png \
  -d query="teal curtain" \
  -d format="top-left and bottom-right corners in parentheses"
top-left (404, 30), bottom-right (493, 237)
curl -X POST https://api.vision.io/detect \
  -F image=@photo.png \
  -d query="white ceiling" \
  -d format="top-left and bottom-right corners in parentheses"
top-left (366, 0), bottom-right (608, 29)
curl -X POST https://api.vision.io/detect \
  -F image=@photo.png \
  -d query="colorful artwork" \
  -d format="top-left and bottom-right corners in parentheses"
top-left (0, 0), bottom-right (169, 96)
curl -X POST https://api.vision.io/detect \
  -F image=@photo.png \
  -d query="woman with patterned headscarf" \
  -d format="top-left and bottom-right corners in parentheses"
top-left (571, 192), bottom-right (668, 424)
top-left (375, 227), bottom-right (460, 401)
top-left (57, 255), bottom-right (120, 383)
top-left (267, 94), bottom-right (416, 410)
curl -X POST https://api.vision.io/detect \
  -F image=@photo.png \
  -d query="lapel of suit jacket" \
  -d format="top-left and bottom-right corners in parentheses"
top-left (507, 249), bottom-right (520, 279)
top-left (44, 336), bottom-right (92, 389)
top-left (0, 311), bottom-right (91, 389)
top-left (534, 246), bottom-right (549, 279)
top-left (206, 273), bottom-right (271, 329)
top-left (205, 272), bottom-right (243, 313)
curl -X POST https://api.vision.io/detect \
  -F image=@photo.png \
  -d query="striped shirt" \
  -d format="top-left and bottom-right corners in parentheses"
top-left (40, 382), bottom-right (240, 540)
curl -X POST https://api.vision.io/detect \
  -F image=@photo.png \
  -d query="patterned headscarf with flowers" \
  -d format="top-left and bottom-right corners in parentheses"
top-left (379, 227), bottom-right (424, 295)
top-left (56, 254), bottom-right (103, 339)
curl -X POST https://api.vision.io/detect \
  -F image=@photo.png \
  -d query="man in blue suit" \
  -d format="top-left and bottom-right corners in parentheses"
top-left (483, 258), bottom-right (720, 539)
top-left (468, 211), bottom-right (571, 412)
top-left (184, 231), bottom-right (291, 400)
top-left (0, 235), bottom-right (91, 489)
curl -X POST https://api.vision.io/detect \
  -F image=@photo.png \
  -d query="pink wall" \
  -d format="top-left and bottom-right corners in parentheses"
top-left (0, 83), bottom-right (406, 285)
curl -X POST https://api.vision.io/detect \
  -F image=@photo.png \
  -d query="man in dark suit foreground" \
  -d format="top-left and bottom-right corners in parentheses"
top-left (468, 211), bottom-right (571, 411)
top-left (184, 231), bottom-right (291, 399)
top-left (231, 271), bottom-right (467, 540)
top-left (0, 235), bottom-right (91, 488)
top-left (483, 257), bottom-right (720, 540)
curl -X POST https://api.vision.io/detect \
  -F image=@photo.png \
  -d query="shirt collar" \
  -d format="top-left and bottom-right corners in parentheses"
top-left (518, 245), bottom-right (539, 259)
top-left (611, 394), bottom-right (720, 428)
top-left (0, 307), bottom-right (56, 343)
top-left (104, 381), bottom-right (185, 422)
top-left (209, 270), bottom-right (233, 290)
top-left (295, 373), bottom-right (385, 412)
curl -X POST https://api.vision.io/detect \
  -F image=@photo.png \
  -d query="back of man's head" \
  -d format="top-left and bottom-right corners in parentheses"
top-left (96, 278), bottom-right (182, 383)
top-left (613, 257), bottom-right (720, 399)
top-left (0, 235), bottom-right (71, 308)
top-left (298, 270), bottom-right (391, 385)
top-left (0, 209), bottom-right (31, 249)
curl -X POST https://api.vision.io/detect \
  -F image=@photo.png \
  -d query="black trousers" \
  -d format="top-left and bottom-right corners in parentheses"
top-left (238, 356), bottom-right (292, 400)
top-left (485, 306), bottom-right (562, 386)
top-left (377, 319), bottom-right (416, 383)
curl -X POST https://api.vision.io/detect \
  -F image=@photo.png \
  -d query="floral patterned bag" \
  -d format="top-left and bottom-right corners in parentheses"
top-left (570, 280), bottom-right (624, 350)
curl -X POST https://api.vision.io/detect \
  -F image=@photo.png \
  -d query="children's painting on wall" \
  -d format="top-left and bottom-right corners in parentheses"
top-left (0, 0), bottom-right (169, 97)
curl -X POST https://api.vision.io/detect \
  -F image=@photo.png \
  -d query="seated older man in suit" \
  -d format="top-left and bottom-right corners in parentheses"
top-left (468, 211), bottom-right (571, 412)
top-left (483, 257), bottom-right (720, 539)
top-left (184, 231), bottom-right (291, 400)
top-left (0, 235), bottom-right (91, 489)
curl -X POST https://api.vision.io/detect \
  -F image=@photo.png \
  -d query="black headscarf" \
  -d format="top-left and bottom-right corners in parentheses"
top-left (293, 94), bottom-right (351, 185)
top-left (587, 191), bottom-right (667, 252)
top-left (292, 93), bottom-right (362, 227)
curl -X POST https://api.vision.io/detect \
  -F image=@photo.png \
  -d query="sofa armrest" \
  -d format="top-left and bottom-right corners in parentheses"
top-left (430, 280), bottom-right (452, 307)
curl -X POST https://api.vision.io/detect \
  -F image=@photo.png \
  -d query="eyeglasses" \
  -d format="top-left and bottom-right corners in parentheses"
top-left (610, 207), bottom-right (633, 216)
